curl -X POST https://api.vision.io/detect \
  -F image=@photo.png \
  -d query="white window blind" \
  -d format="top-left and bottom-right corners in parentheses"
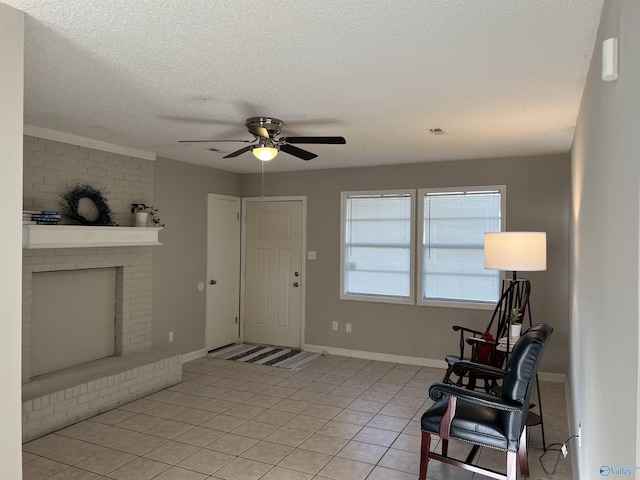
top-left (341, 192), bottom-right (414, 302)
top-left (420, 188), bottom-right (503, 305)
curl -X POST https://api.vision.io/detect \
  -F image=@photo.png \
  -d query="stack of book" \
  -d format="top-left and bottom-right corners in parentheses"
top-left (498, 336), bottom-right (520, 345)
top-left (497, 336), bottom-right (520, 351)
top-left (23, 209), bottom-right (61, 225)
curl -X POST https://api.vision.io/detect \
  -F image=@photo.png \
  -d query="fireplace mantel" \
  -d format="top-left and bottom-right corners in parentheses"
top-left (23, 225), bottom-right (162, 249)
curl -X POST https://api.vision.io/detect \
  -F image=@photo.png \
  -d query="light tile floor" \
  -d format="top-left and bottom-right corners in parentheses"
top-left (23, 354), bottom-right (574, 479)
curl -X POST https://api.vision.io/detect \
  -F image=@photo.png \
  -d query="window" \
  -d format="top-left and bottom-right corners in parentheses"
top-left (417, 186), bottom-right (504, 307)
top-left (340, 186), bottom-right (504, 308)
top-left (340, 191), bottom-right (415, 304)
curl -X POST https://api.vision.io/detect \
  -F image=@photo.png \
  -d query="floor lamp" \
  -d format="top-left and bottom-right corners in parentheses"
top-left (484, 232), bottom-right (547, 330)
top-left (484, 231), bottom-right (548, 450)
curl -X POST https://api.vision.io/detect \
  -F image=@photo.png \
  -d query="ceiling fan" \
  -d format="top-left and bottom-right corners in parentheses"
top-left (179, 117), bottom-right (346, 161)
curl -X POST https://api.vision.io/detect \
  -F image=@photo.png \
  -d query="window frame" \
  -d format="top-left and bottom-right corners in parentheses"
top-left (416, 185), bottom-right (506, 310)
top-left (339, 189), bottom-right (416, 305)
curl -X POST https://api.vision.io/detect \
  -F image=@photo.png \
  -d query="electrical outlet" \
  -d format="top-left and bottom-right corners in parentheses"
top-left (578, 424), bottom-right (581, 447)
top-left (169, 331), bottom-right (174, 342)
top-left (346, 323), bottom-right (352, 333)
top-left (332, 321), bottom-right (338, 331)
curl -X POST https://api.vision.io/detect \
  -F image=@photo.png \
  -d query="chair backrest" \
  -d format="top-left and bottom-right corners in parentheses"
top-left (486, 279), bottom-right (531, 341)
top-left (472, 279), bottom-right (531, 368)
top-left (501, 323), bottom-right (553, 404)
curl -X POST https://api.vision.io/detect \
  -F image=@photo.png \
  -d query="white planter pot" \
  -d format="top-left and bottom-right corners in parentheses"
top-left (133, 212), bottom-right (148, 227)
top-left (509, 324), bottom-right (522, 338)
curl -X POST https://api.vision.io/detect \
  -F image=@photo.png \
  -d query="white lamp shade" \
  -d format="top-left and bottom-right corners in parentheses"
top-left (484, 232), bottom-right (547, 271)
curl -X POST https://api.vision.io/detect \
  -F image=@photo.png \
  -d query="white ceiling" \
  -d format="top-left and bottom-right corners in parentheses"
top-left (6, 0), bottom-right (604, 174)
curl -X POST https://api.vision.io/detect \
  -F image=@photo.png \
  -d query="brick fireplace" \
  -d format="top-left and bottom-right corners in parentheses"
top-left (22, 246), bottom-right (154, 383)
top-left (21, 242), bottom-right (181, 442)
top-left (21, 135), bottom-right (181, 442)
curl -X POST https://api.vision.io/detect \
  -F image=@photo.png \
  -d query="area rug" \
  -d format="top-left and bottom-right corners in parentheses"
top-left (211, 343), bottom-right (320, 370)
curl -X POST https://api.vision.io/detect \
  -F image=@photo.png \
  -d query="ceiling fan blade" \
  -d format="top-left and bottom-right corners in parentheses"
top-left (280, 143), bottom-right (317, 161)
top-left (280, 136), bottom-right (346, 144)
top-left (223, 145), bottom-right (254, 158)
top-left (179, 139), bottom-right (252, 143)
top-left (247, 123), bottom-right (270, 139)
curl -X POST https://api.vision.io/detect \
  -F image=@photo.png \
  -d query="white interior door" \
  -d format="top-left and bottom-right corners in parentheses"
top-left (243, 200), bottom-right (303, 348)
top-left (206, 194), bottom-right (241, 351)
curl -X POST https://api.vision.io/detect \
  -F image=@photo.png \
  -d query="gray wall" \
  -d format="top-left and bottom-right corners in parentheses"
top-left (571, 0), bottom-right (640, 475)
top-left (243, 154), bottom-right (570, 374)
top-left (152, 157), bottom-right (242, 353)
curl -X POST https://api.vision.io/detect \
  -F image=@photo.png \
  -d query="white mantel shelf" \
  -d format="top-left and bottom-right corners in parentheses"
top-left (23, 225), bottom-right (163, 249)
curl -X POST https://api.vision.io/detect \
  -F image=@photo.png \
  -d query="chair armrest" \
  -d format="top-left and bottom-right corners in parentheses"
top-left (466, 336), bottom-right (497, 347)
top-left (429, 382), bottom-right (524, 412)
top-left (451, 325), bottom-right (487, 360)
top-left (452, 325), bottom-right (485, 337)
top-left (451, 360), bottom-right (505, 379)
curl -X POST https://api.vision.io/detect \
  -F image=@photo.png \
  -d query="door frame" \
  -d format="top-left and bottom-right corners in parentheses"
top-left (240, 196), bottom-right (307, 348)
top-left (205, 193), bottom-right (241, 351)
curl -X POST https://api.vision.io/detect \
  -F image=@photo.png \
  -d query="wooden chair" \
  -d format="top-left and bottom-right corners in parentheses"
top-left (420, 324), bottom-right (553, 480)
top-left (442, 279), bottom-right (531, 392)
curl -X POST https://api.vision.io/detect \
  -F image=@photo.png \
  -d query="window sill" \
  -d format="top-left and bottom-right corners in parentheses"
top-left (419, 299), bottom-right (495, 310)
top-left (340, 293), bottom-right (414, 306)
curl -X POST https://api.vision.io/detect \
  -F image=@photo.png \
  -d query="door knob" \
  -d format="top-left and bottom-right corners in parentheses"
top-left (210, 279), bottom-right (217, 285)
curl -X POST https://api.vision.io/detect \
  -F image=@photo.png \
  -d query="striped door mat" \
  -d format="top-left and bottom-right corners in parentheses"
top-left (211, 344), bottom-right (320, 370)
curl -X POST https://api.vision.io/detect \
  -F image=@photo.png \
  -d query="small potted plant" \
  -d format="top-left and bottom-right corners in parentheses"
top-left (131, 203), bottom-right (164, 228)
top-left (509, 307), bottom-right (523, 338)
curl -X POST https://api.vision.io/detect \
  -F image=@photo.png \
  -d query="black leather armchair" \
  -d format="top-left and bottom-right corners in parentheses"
top-left (419, 324), bottom-right (552, 480)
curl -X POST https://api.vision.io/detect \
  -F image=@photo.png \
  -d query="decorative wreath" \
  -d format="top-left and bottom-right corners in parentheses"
top-left (61, 184), bottom-right (116, 226)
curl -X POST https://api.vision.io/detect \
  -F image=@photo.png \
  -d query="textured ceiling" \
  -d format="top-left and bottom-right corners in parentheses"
top-left (6, 0), bottom-right (604, 173)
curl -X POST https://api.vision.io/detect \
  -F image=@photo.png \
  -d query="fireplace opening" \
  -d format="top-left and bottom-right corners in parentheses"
top-left (31, 268), bottom-right (116, 377)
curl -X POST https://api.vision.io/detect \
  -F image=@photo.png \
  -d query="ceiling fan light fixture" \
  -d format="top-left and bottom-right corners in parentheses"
top-left (253, 146), bottom-right (278, 161)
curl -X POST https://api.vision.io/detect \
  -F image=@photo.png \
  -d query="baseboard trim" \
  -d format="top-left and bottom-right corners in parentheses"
top-left (537, 371), bottom-right (567, 383)
top-left (181, 348), bottom-right (208, 363)
top-left (303, 343), bottom-right (566, 383)
top-left (303, 344), bottom-right (448, 369)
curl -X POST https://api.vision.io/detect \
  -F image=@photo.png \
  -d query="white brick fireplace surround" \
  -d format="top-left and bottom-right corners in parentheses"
top-left (21, 246), bottom-right (182, 442)
top-left (21, 135), bottom-right (181, 442)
